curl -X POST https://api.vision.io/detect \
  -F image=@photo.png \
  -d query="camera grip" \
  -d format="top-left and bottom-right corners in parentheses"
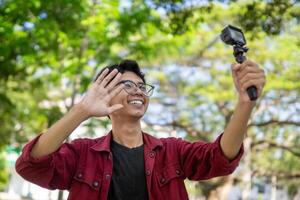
top-left (247, 86), bottom-right (258, 101)
top-left (236, 53), bottom-right (258, 101)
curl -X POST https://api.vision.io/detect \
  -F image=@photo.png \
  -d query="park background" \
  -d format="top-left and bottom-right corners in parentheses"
top-left (0, 0), bottom-right (300, 199)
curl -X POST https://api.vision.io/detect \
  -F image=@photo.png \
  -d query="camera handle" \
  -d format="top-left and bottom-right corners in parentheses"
top-left (233, 45), bottom-right (258, 101)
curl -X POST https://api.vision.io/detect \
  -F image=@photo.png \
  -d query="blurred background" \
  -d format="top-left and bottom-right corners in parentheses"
top-left (0, 0), bottom-right (300, 199)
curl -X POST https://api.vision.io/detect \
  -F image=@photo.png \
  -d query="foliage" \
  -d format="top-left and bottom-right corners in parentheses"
top-left (0, 153), bottom-right (8, 191)
top-left (0, 0), bottom-right (299, 198)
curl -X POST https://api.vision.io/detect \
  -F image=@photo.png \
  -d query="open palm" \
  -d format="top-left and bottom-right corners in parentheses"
top-left (79, 68), bottom-right (124, 118)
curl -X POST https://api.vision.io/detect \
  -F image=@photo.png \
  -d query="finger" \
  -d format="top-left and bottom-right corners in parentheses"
top-left (239, 73), bottom-right (262, 85)
top-left (237, 67), bottom-right (263, 80)
top-left (239, 70), bottom-right (266, 87)
top-left (106, 84), bottom-right (124, 100)
top-left (241, 79), bottom-right (264, 91)
top-left (231, 64), bottom-right (241, 84)
top-left (257, 86), bottom-right (263, 97)
top-left (96, 68), bottom-right (109, 84)
top-left (100, 69), bottom-right (119, 88)
top-left (107, 104), bottom-right (124, 114)
top-left (252, 83), bottom-right (264, 98)
top-left (239, 61), bottom-right (259, 73)
top-left (241, 60), bottom-right (258, 68)
top-left (241, 78), bottom-right (265, 92)
top-left (106, 72), bottom-right (123, 91)
top-left (231, 63), bottom-right (242, 72)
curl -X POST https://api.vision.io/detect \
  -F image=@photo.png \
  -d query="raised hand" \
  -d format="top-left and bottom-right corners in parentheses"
top-left (79, 68), bottom-right (125, 118)
top-left (231, 60), bottom-right (266, 103)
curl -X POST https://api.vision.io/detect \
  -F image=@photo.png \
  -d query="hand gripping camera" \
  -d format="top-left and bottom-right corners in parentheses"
top-left (220, 25), bottom-right (258, 101)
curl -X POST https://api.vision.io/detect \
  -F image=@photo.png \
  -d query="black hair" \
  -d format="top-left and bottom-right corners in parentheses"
top-left (94, 59), bottom-right (146, 83)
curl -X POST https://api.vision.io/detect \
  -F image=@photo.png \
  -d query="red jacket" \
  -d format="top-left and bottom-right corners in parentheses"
top-left (16, 131), bottom-right (243, 200)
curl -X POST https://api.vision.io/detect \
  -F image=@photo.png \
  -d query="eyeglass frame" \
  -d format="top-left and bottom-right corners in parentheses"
top-left (117, 80), bottom-right (155, 97)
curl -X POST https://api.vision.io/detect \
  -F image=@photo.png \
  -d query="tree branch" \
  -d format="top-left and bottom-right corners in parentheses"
top-left (144, 120), bottom-right (210, 142)
top-left (252, 169), bottom-right (300, 180)
top-left (248, 120), bottom-right (300, 127)
top-left (251, 139), bottom-right (300, 157)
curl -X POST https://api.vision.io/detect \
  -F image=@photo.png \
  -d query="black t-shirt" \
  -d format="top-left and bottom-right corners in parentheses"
top-left (107, 140), bottom-right (148, 200)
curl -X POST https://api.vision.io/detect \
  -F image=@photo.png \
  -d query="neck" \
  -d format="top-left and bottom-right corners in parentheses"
top-left (111, 118), bottom-right (143, 148)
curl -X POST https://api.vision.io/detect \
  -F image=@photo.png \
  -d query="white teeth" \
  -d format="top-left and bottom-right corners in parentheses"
top-left (129, 100), bottom-right (143, 105)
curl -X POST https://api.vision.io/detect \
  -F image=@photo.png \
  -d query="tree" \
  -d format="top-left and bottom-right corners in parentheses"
top-left (1, 0), bottom-right (300, 199)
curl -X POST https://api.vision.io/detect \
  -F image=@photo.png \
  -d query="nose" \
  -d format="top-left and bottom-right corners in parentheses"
top-left (131, 86), bottom-right (145, 96)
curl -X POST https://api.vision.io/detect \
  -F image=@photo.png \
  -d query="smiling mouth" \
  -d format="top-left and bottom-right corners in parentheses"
top-left (129, 100), bottom-right (143, 105)
top-left (127, 100), bottom-right (144, 109)
top-left (128, 99), bottom-right (144, 104)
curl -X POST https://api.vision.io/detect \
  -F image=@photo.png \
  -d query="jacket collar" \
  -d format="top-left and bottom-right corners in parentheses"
top-left (142, 131), bottom-right (163, 151)
top-left (90, 130), bottom-right (163, 152)
top-left (90, 130), bottom-right (112, 152)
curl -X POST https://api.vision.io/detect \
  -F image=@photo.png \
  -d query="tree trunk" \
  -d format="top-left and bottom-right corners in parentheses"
top-left (242, 137), bottom-right (252, 200)
top-left (58, 190), bottom-right (64, 200)
top-left (207, 176), bottom-right (234, 200)
top-left (271, 175), bottom-right (277, 200)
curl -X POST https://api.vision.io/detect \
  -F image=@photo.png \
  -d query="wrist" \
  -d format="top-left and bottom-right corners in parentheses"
top-left (237, 99), bottom-right (256, 109)
top-left (72, 103), bottom-right (91, 121)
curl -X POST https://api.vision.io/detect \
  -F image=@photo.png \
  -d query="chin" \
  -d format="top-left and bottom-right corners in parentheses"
top-left (127, 110), bottom-right (145, 118)
top-left (130, 112), bottom-right (144, 118)
top-left (121, 104), bottom-right (147, 119)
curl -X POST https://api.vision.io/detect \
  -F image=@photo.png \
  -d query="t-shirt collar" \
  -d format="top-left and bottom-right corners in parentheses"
top-left (90, 130), bottom-right (162, 152)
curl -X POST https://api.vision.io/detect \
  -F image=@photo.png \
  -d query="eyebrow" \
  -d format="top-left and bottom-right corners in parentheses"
top-left (122, 79), bottom-right (145, 84)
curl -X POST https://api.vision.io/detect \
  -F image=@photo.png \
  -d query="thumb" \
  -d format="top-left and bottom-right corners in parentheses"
top-left (107, 104), bottom-right (124, 114)
top-left (231, 63), bottom-right (241, 72)
top-left (231, 64), bottom-right (240, 88)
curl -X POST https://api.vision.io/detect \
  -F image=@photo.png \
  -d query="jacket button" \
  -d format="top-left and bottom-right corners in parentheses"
top-left (93, 181), bottom-right (99, 187)
top-left (176, 169), bottom-right (181, 175)
top-left (160, 177), bottom-right (166, 184)
top-left (77, 173), bottom-right (83, 179)
top-left (146, 170), bottom-right (151, 176)
top-left (149, 151), bottom-right (155, 158)
top-left (105, 174), bottom-right (111, 180)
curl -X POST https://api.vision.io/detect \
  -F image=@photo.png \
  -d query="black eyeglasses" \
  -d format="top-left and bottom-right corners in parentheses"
top-left (118, 80), bottom-right (155, 97)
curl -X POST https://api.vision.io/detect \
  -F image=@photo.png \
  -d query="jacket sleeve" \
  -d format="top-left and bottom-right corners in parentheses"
top-left (177, 133), bottom-right (244, 180)
top-left (15, 134), bottom-right (81, 190)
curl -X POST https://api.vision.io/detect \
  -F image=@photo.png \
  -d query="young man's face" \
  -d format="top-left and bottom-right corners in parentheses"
top-left (109, 71), bottom-right (150, 120)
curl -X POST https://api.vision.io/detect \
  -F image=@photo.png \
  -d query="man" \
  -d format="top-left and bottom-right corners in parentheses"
top-left (16, 59), bottom-right (266, 200)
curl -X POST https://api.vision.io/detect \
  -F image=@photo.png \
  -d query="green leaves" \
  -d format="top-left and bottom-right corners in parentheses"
top-left (0, 0), bottom-right (299, 195)
top-left (0, 152), bottom-right (8, 191)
